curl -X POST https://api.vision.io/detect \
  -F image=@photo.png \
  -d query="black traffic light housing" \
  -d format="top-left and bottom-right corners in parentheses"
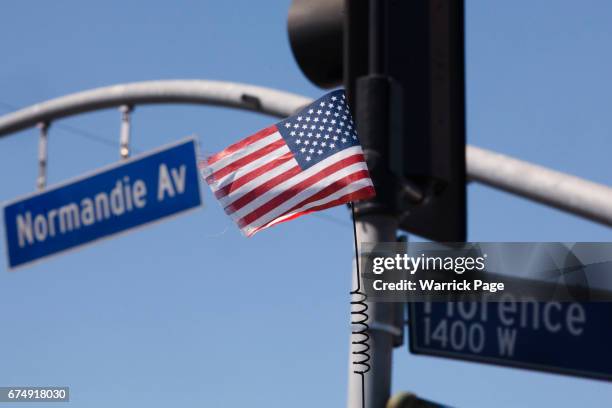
top-left (288, 0), bottom-right (466, 242)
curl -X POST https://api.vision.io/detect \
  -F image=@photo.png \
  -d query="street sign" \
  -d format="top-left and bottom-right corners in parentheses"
top-left (409, 301), bottom-right (612, 381)
top-left (3, 138), bottom-right (202, 269)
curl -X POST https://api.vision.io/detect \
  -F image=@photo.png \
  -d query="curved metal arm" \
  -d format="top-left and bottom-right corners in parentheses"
top-left (0, 79), bottom-right (610, 227)
top-left (467, 146), bottom-right (612, 226)
top-left (0, 80), bottom-right (311, 136)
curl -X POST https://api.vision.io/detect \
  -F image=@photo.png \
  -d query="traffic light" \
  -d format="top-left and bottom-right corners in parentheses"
top-left (288, 0), bottom-right (466, 242)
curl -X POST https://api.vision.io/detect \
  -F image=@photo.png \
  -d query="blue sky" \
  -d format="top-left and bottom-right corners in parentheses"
top-left (0, 1), bottom-right (611, 407)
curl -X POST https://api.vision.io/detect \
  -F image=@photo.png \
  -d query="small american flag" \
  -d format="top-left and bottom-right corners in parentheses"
top-left (200, 89), bottom-right (375, 236)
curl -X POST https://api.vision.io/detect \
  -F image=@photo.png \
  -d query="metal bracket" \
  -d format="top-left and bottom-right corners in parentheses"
top-left (36, 121), bottom-right (50, 190)
top-left (119, 104), bottom-right (133, 160)
top-left (369, 321), bottom-right (402, 337)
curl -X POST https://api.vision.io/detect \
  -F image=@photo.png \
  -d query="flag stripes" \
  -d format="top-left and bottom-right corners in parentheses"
top-left (201, 90), bottom-right (375, 236)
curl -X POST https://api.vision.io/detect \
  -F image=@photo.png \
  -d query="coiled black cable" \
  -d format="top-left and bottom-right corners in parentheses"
top-left (350, 203), bottom-right (370, 407)
top-left (350, 291), bottom-right (371, 373)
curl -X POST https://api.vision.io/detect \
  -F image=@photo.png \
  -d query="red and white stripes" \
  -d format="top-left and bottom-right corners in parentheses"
top-left (201, 125), bottom-right (375, 236)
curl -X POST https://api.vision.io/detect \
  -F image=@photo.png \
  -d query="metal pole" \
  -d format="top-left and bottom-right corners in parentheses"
top-left (467, 145), bottom-right (612, 227)
top-left (348, 214), bottom-right (399, 408)
top-left (0, 80), bottom-right (312, 136)
top-left (348, 2), bottom-right (401, 405)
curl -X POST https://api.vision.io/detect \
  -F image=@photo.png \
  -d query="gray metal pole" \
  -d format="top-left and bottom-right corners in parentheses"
top-left (467, 145), bottom-right (612, 227)
top-left (348, 214), bottom-right (399, 408)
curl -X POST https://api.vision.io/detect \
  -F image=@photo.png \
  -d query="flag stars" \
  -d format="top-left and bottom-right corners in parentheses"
top-left (280, 92), bottom-right (361, 166)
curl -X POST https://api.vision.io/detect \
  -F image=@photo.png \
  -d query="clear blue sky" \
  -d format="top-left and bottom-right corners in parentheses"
top-left (1, 1), bottom-right (611, 407)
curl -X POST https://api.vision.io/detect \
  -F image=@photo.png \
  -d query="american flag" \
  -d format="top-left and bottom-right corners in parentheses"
top-left (200, 90), bottom-right (375, 236)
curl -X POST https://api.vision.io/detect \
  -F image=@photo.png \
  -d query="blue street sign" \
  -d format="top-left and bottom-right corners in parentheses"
top-left (3, 138), bottom-right (202, 269)
top-left (409, 301), bottom-right (612, 381)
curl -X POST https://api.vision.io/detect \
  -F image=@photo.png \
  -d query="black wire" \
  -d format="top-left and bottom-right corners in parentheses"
top-left (58, 122), bottom-right (142, 153)
top-left (361, 375), bottom-right (366, 408)
top-left (350, 202), bottom-right (369, 408)
top-left (313, 211), bottom-right (351, 228)
top-left (351, 203), bottom-right (362, 292)
top-left (0, 101), bottom-right (141, 153)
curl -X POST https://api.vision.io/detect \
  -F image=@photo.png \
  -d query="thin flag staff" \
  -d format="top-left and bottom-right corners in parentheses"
top-left (200, 89), bottom-right (375, 236)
